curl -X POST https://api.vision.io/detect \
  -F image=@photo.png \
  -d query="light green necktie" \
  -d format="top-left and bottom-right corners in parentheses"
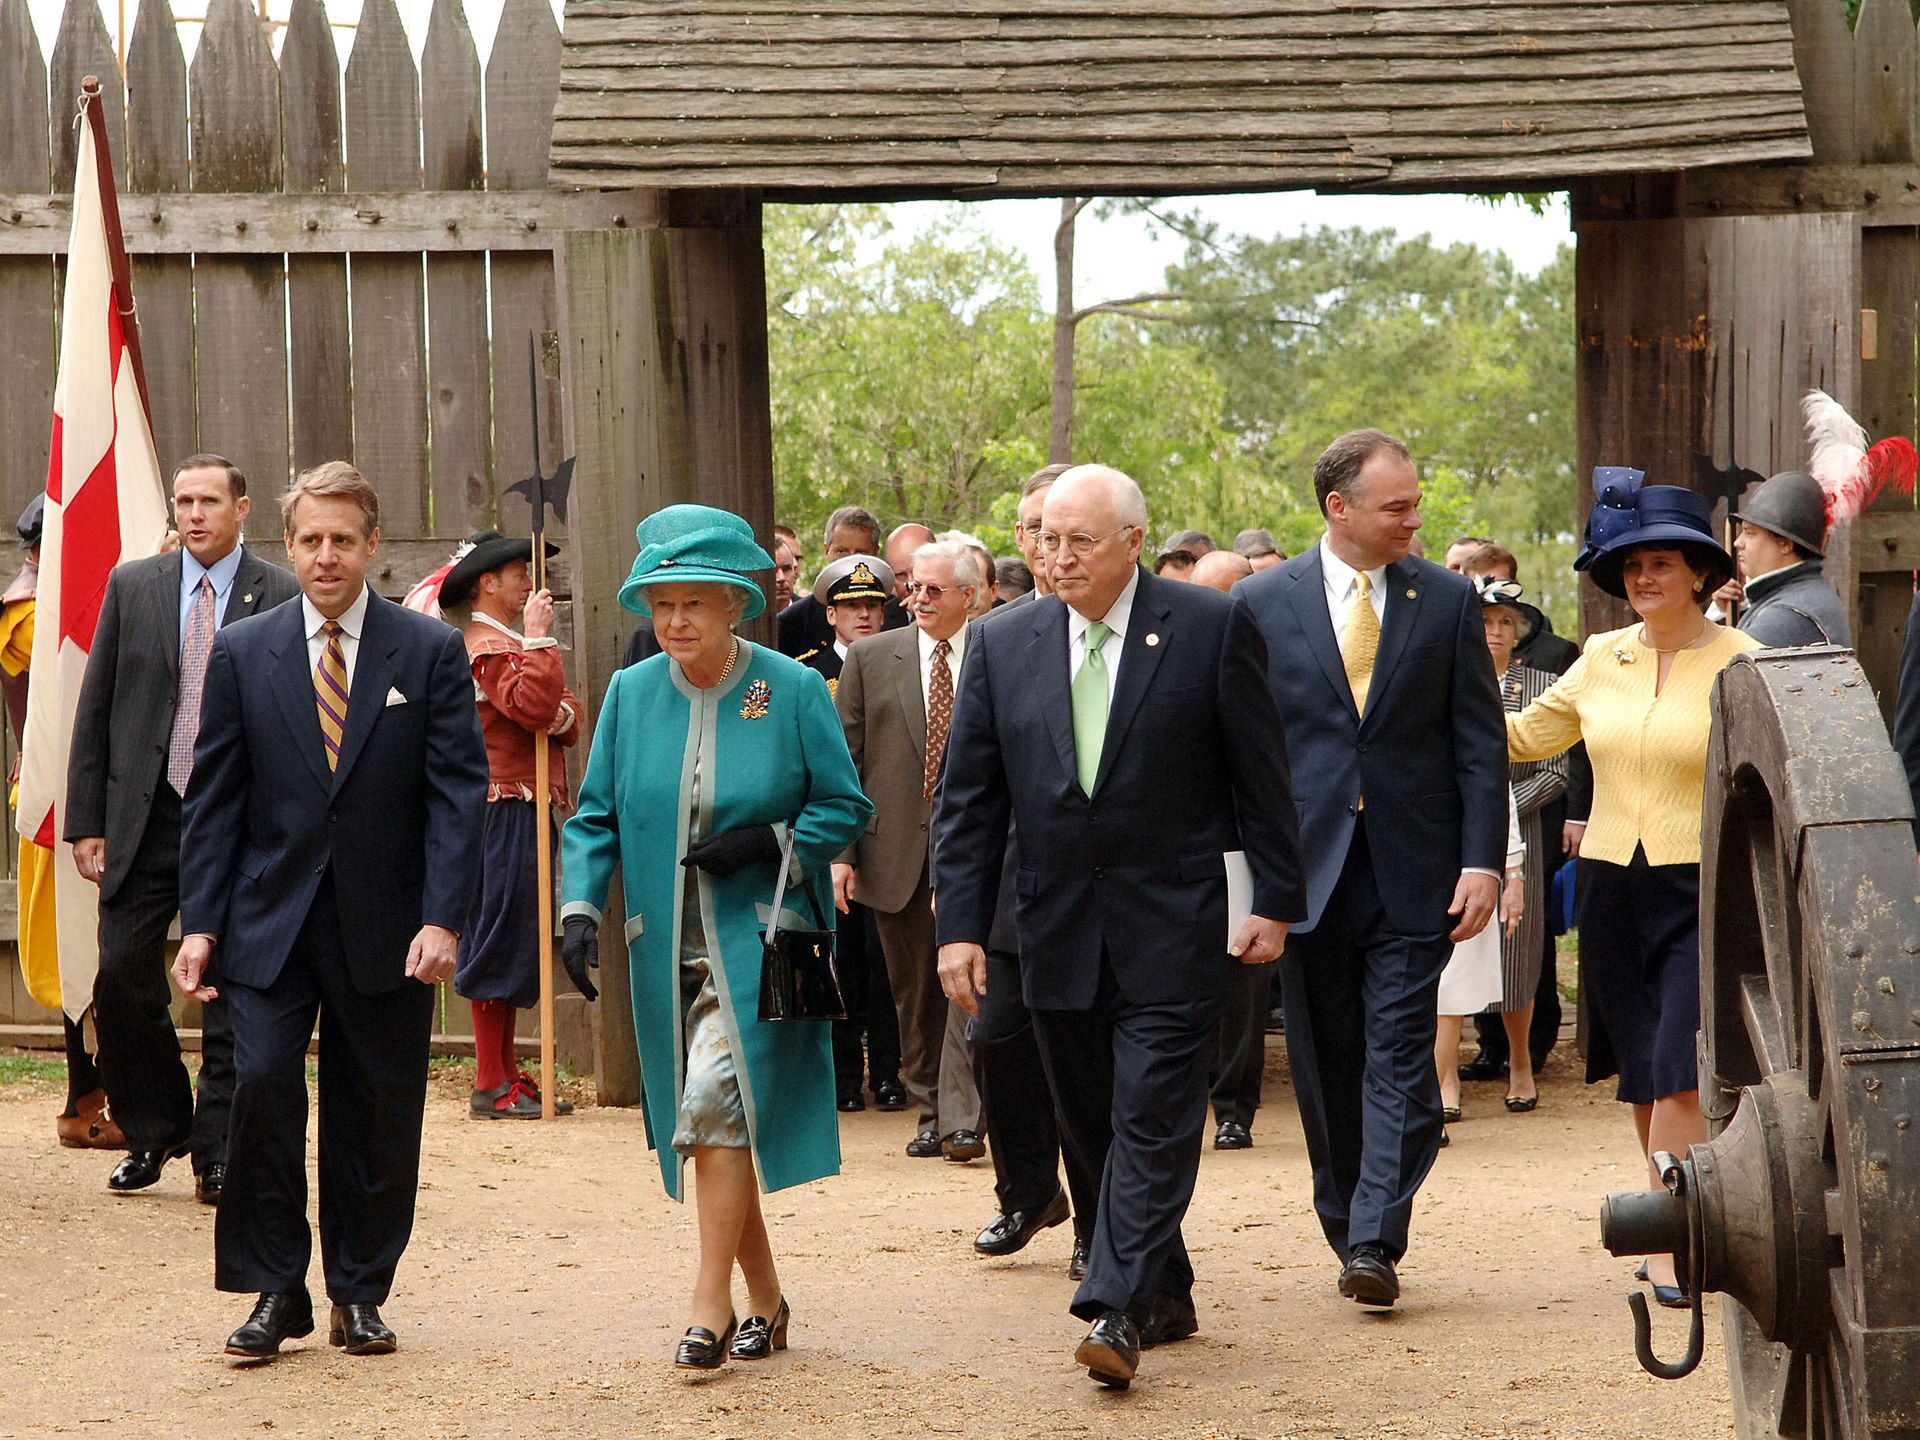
top-left (1072, 620), bottom-right (1112, 795)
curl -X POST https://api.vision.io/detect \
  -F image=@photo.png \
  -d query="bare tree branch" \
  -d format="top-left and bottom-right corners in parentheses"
top-left (1077, 304), bottom-right (1188, 323)
top-left (1069, 291), bottom-right (1191, 323)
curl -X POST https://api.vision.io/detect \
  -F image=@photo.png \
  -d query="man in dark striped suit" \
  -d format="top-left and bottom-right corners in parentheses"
top-left (66, 454), bottom-right (299, 1202)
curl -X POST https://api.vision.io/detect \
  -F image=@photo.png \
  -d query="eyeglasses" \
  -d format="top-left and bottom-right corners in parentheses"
top-left (904, 581), bottom-right (968, 600)
top-left (1036, 526), bottom-right (1135, 556)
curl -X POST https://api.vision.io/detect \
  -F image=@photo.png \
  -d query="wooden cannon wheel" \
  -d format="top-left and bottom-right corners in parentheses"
top-left (1690, 647), bottom-right (1920, 1440)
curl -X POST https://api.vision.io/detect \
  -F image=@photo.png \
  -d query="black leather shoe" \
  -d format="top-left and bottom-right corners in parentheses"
top-left (328, 1303), bottom-right (397, 1355)
top-left (224, 1291), bottom-right (314, 1358)
top-left (942, 1129), bottom-right (985, 1162)
top-left (1457, 1054), bottom-right (1507, 1082)
top-left (1338, 1244), bottom-right (1401, 1308)
top-left (1074, 1311), bottom-right (1140, 1388)
top-left (1140, 1294), bottom-right (1199, 1349)
top-left (195, 1163), bottom-right (226, 1206)
top-left (873, 1079), bottom-right (908, 1112)
top-left (1068, 1234), bottom-right (1089, 1281)
top-left (108, 1140), bottom-right (190, 1193)
top-left (730, 1297), bottom-right (789, 1359)
top-left (674, 1315), bottom-right (737, 1370)
top-left (974, 1189), bottom-right (1069, 1256)
top-left (1213, 1120), bottom-right (1252, 1150)
top-left (837, 1093), bottom-right (865, 1113)
top-left (905, 1127), bottom-right (944, 1158)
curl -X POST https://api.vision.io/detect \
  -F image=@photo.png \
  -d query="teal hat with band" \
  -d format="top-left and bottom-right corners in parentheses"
top-left (618, 504), bottom-right (773, 620)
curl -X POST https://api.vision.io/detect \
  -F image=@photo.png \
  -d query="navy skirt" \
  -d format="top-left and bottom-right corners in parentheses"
top-left (454, 799), bottom-right (547, 1010)
top-left (1577, 847), bottom-right (1701, 1105)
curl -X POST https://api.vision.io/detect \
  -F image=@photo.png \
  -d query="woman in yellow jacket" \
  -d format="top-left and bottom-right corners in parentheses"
top-left (1507, 472), bottom-right (1759, 1308)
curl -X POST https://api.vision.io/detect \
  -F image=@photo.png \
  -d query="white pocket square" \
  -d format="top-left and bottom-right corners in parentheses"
top-left (384, 687), bottom-right (408, 708)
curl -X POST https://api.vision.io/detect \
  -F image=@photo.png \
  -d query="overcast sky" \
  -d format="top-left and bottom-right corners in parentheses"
top-left (26, 0), bottom-right (1575, 296)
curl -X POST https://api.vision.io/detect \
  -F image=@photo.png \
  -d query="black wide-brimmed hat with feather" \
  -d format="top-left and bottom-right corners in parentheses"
top-left (438, 530), bottom-right (560, 609)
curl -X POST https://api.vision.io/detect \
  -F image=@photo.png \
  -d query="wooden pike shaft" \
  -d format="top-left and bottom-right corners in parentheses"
top-left (529, 333), bottom-right (556, 1121)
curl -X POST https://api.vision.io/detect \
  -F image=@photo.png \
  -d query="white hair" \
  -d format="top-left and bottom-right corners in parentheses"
top-left (1053, 464), bottom-right (1148, 531)
top-left (912, 539), bottom-right (981, 591)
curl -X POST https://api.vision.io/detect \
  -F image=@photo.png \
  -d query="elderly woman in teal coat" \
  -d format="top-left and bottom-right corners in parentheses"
top-left (558, 505), bottom-right (871, 1371)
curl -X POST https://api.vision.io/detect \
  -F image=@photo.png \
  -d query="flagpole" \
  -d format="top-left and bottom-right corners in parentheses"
top-left (528, 334), bottom-right (556, 1121)
top-left (79, 77), bottom-right (150, 424)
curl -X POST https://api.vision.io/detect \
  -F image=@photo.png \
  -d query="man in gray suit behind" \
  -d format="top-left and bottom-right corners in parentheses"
top-left (66, 455), bottom-right (300, 1200)
top-left (834, 540), bottom-right (986, 1161)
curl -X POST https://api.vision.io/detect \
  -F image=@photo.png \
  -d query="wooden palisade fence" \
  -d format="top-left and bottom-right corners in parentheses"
top-left (0, 0), bottom-right (778, 1103)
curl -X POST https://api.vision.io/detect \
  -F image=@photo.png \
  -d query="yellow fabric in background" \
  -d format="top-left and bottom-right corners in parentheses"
top-left (0, 596), bottom-right (35, 677)
top-left (15, 816), bottom-right (59, 1012)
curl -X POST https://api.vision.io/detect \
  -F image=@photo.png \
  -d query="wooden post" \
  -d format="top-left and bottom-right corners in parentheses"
top-left (557, 189), bottom-right (776, 1102)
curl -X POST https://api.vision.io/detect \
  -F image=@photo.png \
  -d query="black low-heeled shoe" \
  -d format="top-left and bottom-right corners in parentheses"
top-left (730, 1298), bottom-right (789, 1359)
top-left (674, 1315), bottom-right (738, 1370)
top-left (1504, 1094), bottom-right (1539, 1113)
top-left (1441, 1105), bottom-right (1463, 1124)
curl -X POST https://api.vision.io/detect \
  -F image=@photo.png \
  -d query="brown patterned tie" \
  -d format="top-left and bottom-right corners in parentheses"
top-left (923, 638), bottom-right (953, 801)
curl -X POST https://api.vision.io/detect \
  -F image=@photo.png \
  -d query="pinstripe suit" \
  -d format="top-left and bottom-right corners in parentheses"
top-left (66, 546), bottom-right (299, 1167)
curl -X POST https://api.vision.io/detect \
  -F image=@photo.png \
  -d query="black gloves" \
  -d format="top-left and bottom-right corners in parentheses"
top-left (680, 824), bottom-right (781, 878)
top-left (561, 915), bottom-right (599, 1002)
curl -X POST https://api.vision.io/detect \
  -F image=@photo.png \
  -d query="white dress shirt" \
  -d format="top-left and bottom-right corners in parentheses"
top-left (302, 584), bottom-right (369, 689)
top-left (916, 623), bottom-right (967, 709)
top-left (1066, 567), bottom-right (1139, 706)
top-left (1318, 537), bottom-right (1387, 646)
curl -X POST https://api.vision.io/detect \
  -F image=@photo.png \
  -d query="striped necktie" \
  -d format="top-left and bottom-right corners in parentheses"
top-left (315, 620), bottom-right (349, 771)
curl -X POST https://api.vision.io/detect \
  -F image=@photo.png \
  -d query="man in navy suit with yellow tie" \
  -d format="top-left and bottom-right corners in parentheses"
top-left (933, 464), bottom-right (1304, 1388)
top-left (174, 461), bottom-right (488, 1361)
top-left (1235, 429), bottom-right (1507, 1309)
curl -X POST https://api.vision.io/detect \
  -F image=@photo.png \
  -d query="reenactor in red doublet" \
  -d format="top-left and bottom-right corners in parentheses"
top-left (441, 531), bottom-right (583, 1118)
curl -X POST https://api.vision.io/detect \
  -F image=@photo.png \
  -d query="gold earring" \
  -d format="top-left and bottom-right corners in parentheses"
top-left (1693, 582), bottom-right (1704, 593)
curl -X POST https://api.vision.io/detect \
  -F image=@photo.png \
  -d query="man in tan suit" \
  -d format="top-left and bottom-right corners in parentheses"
top-left (834, 540), bottom-right (985, 1160)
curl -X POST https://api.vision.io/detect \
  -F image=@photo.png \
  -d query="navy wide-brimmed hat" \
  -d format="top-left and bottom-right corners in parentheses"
top-left (1574, 467), bottom-right (1734, 600)
top-left (619, 504), bottom-right (773, 620)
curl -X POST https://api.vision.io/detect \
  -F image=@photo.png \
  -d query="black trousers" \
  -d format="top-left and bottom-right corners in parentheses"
top-left (831, 901), bottom-right (902, 1096)
top-left (1210, 959), bottom-right (1274, 1129)
top-left (92, 786), bottom-right (234, 1169)
top-left (973, 947), bottom-right (1097, 1229)
top-left (1281, 821), bottom-right (1452, 1263)
top-left (1032, 955), bottom-right (1220, 1325)
top-left (217, 873), bottom-right (435, 1304)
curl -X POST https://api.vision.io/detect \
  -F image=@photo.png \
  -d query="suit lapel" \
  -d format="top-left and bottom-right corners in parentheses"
top-left (1287, 549), bottom-right (1357, 722)
top-left (1363, 558), bottom-right (1424, 730)
top-left (890, 629), bottom-right (927, 757)
top-left (267, 600), bottom-right (332, 793)
top-left (1026, 596), bottom-right (1078, 784)
top-left (220, 550), bottom-right (269, 624)
top-left (1092, 569), bottom-right (1168, 796)
top-left (329, 592), bottom-right (401, 797)
top-left (156, 552), bottom-right (183, 683)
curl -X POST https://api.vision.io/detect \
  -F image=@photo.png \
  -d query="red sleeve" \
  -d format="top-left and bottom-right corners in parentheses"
top-left (472, 647), bottom-right (567, 731)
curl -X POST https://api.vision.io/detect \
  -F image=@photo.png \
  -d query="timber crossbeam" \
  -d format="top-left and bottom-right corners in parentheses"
top-left (0, 188), bottom-right (662, 255)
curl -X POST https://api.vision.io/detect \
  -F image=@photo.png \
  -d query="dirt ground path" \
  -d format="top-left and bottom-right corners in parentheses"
top-left (0, 1046), bottom-right (1735, 1439)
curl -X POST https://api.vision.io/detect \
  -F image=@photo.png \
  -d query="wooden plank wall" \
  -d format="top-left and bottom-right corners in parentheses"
top-left (0, 0), bottom-right (574, 567)
top-left (0, 0), bottom-right (598, 1048)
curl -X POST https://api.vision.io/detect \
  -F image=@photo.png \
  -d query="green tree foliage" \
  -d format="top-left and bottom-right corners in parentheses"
top-left (765, 203), bottom-right (1578, 632)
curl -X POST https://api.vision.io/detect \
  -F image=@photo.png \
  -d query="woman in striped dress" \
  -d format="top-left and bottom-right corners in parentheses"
top-left (1478, 576), bottom-right (1570, 1113)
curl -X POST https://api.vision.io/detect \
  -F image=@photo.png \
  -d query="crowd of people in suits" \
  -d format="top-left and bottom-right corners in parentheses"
top-left (22, 432), bottom-right (1890, 1386)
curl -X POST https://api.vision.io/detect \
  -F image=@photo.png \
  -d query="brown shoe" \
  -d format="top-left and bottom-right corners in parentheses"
top-left (57, 1089), bottom-right (128, 1150)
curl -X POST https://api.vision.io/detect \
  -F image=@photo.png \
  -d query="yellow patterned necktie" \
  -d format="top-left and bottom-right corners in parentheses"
top-left (1343, 572), bottom-right (1380, 715)
top-left (315, 620), bottom-right (349, 771)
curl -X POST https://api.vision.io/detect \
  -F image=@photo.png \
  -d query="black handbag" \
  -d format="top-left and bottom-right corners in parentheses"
top-left (758, 827), bottom-right (847, 1022)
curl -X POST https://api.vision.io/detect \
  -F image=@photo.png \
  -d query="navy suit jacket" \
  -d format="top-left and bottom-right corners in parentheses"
top-left (179, 589), bottom-right (489, 995)
top-left (931, 567), bottom-right (1305, 1010)
top-left (1234, 546), bottom-right (1507, 936)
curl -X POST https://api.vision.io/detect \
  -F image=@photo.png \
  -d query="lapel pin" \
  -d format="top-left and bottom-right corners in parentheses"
top-left (243, 592), bottom-right (254, 604)
top-left (1404, 589), bottom-right (1416, 600)
top-left (1145, 633), bottom-right (1160, 647)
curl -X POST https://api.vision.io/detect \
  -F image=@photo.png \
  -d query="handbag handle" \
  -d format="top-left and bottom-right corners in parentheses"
top-left (763, 824), bottom-right (828, 942)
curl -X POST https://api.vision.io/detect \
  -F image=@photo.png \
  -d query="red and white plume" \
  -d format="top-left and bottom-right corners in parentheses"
top-left (16, 109), bottom-right (169, 1019)
top-left (1803, 388), bottom-right (1919, 524)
